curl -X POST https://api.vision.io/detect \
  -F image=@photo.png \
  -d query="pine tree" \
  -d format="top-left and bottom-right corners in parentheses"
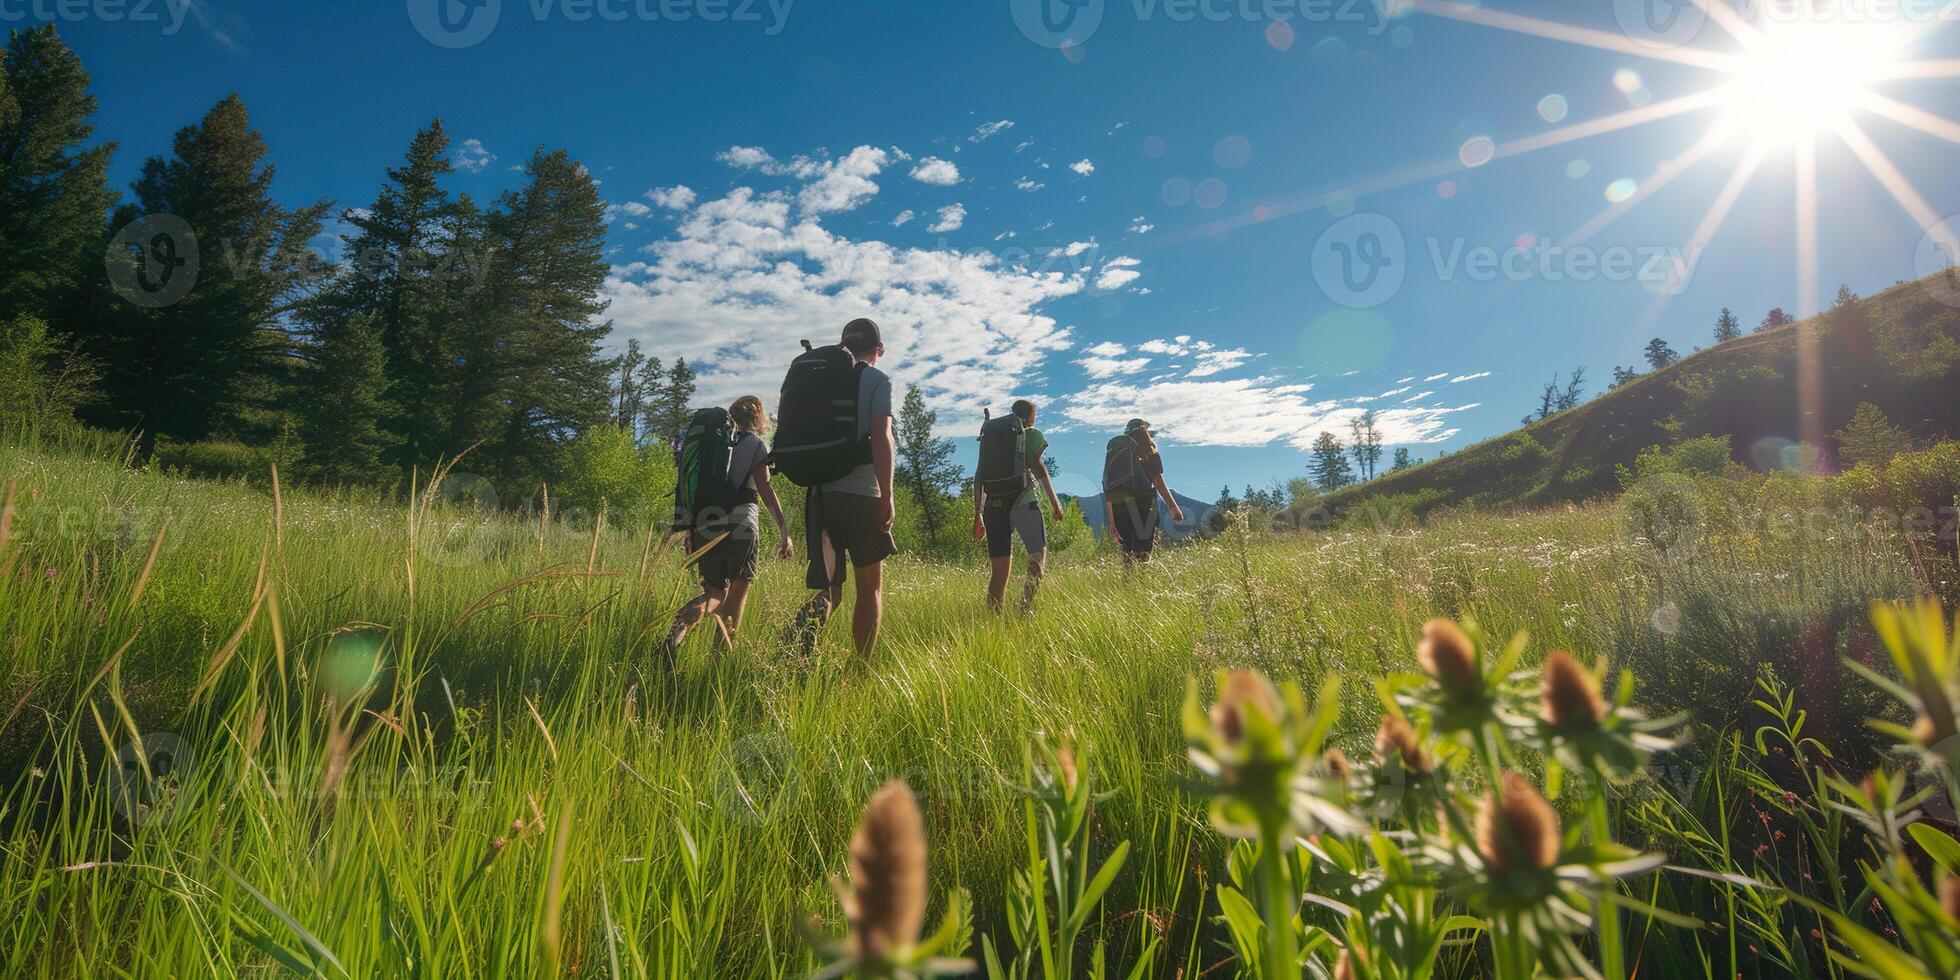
top-left (296, 312), bottom-right (396, 486)
top-left (1611, 365), bottom-right (1639, 388)
top-left (1348, 409), bottom-right (1384, 480)
top-left (327, 120), bottom-right (465, 472)
top-left (1713, 307), bottom-right (1741, 344)
top-left (1834, 402), bottom-right (1909, 470)
top-left (649, 357), bottom-right (696, 448)
top-left (1831, 284), bottom-right (1858, 310)
top-left (611, 338), bottom-right (646, 432)
top-left (86, 94), bottom-right (333, 452)
top-left (469, 147), bottom-right (613, 493)
top-left (1643, 338), bottom-right (1679, 370)
top-left (893, 385), bottom-right (960, 549)
top-left (1309, 431), bottom-right (1354, 491)
top-left (1756, 307), bottom-right (1792, 333)
top-left (0, 26), bottom-right (114, 326)
top-left (1391, 447), bottom-right (1414, 472)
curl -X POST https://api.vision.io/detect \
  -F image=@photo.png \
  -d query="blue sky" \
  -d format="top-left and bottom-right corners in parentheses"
top-left (40, 0), bottom-right (1960, 499)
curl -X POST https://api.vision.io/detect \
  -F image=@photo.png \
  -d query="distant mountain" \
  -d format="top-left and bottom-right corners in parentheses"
top-left (1324, 274), bottom-right (1960, 515)
top-left (1070, 490), bottom-right (1213, 541)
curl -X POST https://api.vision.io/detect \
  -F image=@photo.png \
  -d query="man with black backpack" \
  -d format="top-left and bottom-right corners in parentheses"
top-left (772, 318), bottom-right (898, 657)
top-left (1102, 418), bottom-right (1184, 565)
top-left (971, 400), bottom-right (1064, 612)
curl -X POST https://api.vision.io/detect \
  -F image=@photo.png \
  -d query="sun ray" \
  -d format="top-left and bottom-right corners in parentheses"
top-left (1883, 58), bottom-right (1960, 79)
top-left (1834, 117), bottom-right (1960, 256)
top-left (1561, 132), bottom-right (1727, 248)
top-left (1854, 91), bottom-right (1960, 143)
top-left (1637, 146), bottom-right (1766, 332)
top-left (1407, 0), bottom-right (1737, 71)
top-left (1493, 90), bottom-right (1728, 162)
top-left (1683, 0), bottom-right (1762, 47)
top-left (1794, 133), bottom-right (1825, 452)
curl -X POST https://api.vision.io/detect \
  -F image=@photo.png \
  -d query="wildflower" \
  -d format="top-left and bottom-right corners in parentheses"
top-left (847, 781), bottom-right (928, 962)
top-left (1333, 949), bottom-right (1357, 980)
top-left (1943, 875), bottom-right (1960, 923)
top-left (1418, 619), bottom-right (1478, 693)
top-left (1375, 716), bottom-right (1430, 775)
top-left (1540, 651), bottom-right (1605, 731)
top-left (1860, 601), bottom-right (1960, 770)
top-left (1476, 772), bottom-right (1560, 877)
top-left (1184, 669), bottom-right (1360, 839)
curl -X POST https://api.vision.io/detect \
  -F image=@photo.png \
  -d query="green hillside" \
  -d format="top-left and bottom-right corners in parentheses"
top-left (1327, 273), bottom-right (1960, 515)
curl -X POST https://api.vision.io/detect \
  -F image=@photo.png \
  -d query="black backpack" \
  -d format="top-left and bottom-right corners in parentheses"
top-left (975, 411), bottom-right (1029, 505)
top-left (674, 407), bottom-right (738, 529)
top-left (1102, 434), bottom-right (1149, 499)
top-left (771, 341), bottom-right (870, 487)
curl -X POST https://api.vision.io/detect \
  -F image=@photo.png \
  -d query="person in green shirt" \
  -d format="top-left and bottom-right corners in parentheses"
top-left (971, 399), bottom-right (1064, 612)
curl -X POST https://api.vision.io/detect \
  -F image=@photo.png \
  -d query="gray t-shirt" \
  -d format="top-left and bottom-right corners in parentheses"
top-left (727, 432), bottom-right (770, 532)
top-left (820, 363), bottom-right (893, 497)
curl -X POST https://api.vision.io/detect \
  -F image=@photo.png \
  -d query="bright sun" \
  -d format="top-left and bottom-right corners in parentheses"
top-left (1716, 19), bottom-right (1906, 145)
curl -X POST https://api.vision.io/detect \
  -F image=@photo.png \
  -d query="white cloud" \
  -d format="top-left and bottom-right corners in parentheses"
top-left (892, 209), bottom-right (916, 227)
top-left (1188, 348), bottom-right (1254, 377)
top-left (1128, 216), bottom-right (1154, 234)
top-left (928, 203), bottom-right (966, 233)
top-left (614, 201), bottom-right (653, 218)
top-left (1423, 372), bottom-right (1451, 382)
top-left (715, 144), bottom-right (892, 215)
top-left (1014, 140), bottom-right (1035, 154)
top-left (1061, 378), bottom-right (1473, 449)
top-left (1449, 371), bottom-right (1491, 384)
top-left (1095, 255), bottom-right (1142, 291)
top-left (1062, 240), bottom-right (1097, 257)
top-left (971, 119), bottom-right (1015, 142)
top-left (1014, 177), bottom-right (1045, 192)
top-left (909, 157), bottom-right (961, 185)
top-left (1378, 386), bottom-right (1410, 398)
top-left (1070, 158), bottom-right (1096, 176)
top-left (1083, 341), bottom-right (1128, 357)
top-left (1402, 390), bottom-right (1435, 403)
top-left (645, 185), bottom-right (698, 210)
top-left (1077, 354), bottom-right (1151, 379)
top-left (456, 139), bottom-right (496, 174)
top-left (607, 185), bottom-right (1093, 422)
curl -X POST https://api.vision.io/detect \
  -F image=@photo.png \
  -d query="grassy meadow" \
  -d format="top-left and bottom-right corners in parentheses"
top-left (1, 438), bottom-right (1954, 977)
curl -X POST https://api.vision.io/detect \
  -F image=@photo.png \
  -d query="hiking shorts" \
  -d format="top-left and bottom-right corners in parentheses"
top-left (1110, 497), bottom-right (1158, 555)
top-left (805, 490), bottom-right (900, 589)
top-left (689, 522), bottom-right (759, 592)
top-left (982, 501), bottom-right (1047, 559)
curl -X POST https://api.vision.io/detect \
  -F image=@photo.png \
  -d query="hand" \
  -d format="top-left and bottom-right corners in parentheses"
top-left (1171, 506), bottom-right (1186, 524)
top-left (1051, 503), bottom-right (1064, 522)
top-left (971, 518), bottom-right (986, 541)
top-left (776, 535), bottom-right (794, 560)
top-left (876, 494), bottom-right (895, 532)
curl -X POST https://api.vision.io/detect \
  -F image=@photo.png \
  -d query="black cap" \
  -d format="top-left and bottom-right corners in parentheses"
top-left (841, 318), bottom-right (882, 355)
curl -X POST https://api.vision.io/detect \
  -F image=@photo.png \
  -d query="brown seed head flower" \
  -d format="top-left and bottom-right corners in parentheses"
top-left (1541, 650), bottom-right (1607, 730)
top-left (1323, 748), bottom-right (1351, 782)
top-left (1476, 772), bottom-right (1561, 875)
top-left (1942, 874), bottom-right (1960, 922)
top-left (1211, 669), bottom-right (1280, 747)
top-left (1375, 716), bottom-right (1431, 774)
top-left (1055, 744), bottom-right (1079, 795)
top-left (1417, 619), bottom-right (1479, 692)
top-left (848, 780), bottom-right (928, 961)
top-left (1333, 949), bottom-right (1357, 980)
top-left (1914, 712), bottom-right (1957, 748)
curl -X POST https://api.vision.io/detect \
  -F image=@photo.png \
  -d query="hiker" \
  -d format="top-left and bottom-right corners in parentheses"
top-left (1102, 418), bottom-right (1184, 565)
top-left (658, 395), bottom-right (794, 658)
top-left (971, 399), bottom-right (1065, 613)
top-left (771, 318), bottom-right (897, 656)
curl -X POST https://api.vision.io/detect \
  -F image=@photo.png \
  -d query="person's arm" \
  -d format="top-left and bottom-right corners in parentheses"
top-left (1034, 457), bottom-right (1062, 521)
top-left (752, 461), bottom-right (792, 558)
top-left (1105, 499), bottom-right (1116, 537)
top-left (1153, 471), bottom-right (1185, 523)
top-left (872, 413), bottom-right (896, 531)
top-left (971, 474), bottom-right (987, 539)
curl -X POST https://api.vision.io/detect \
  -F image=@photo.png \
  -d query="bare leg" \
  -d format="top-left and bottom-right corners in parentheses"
top-left (851, 562), bottom-right (883, 656)
top-left (718, 579), bottom-right (755, 647)
top-left (1022, 549), bottom-right (1046, 613)
top-left (660, 587), bottom-right (726, 659)
top-left (986, 555), bottom-right (1012, 613)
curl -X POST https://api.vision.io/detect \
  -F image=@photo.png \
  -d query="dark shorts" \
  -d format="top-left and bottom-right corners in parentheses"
top-left (805, 490), bottom-right (900, 589)
top-left (689, 522), bottom-right (760, 591)
top-left (1110, 497), bottom-right (1158, 554)
top-left (982, 501), bottom-right (1047, 560)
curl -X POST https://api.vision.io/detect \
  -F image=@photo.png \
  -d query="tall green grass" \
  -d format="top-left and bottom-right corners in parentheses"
top-left (0, 441), bottom-right (1938, 975)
